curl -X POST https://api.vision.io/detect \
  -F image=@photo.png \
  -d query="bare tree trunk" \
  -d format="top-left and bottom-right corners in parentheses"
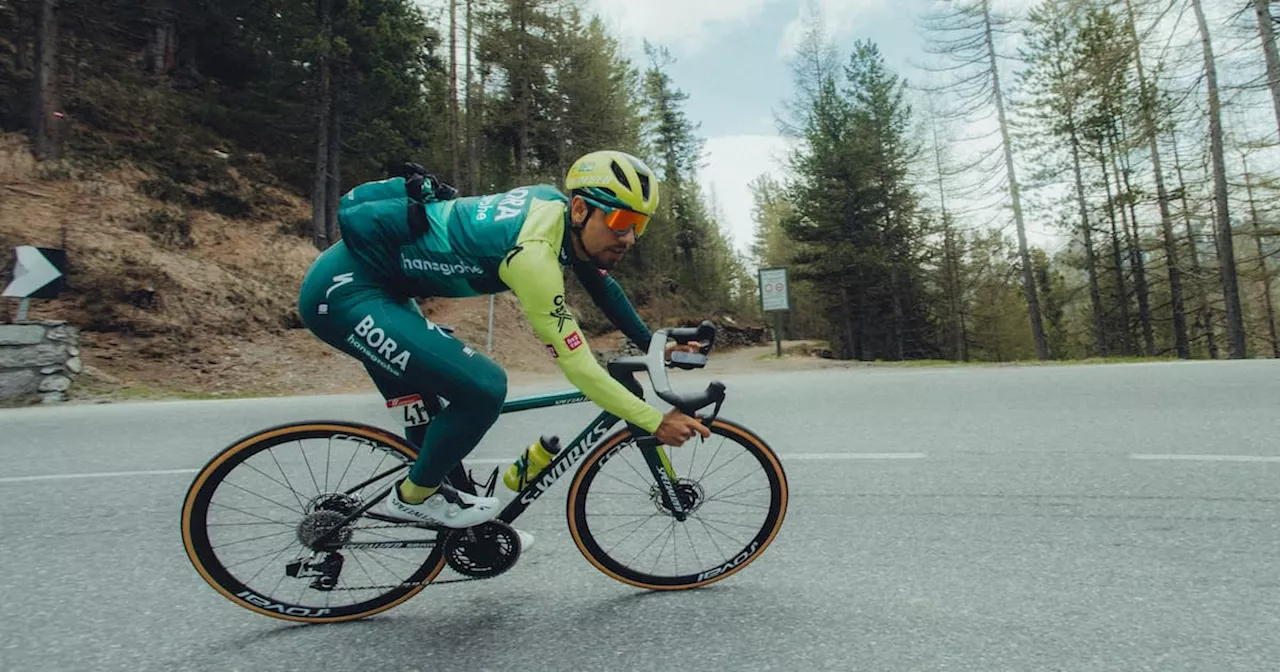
top-left (839, 285), bottom-right (856, 360)
top-left (1069, 125), bottom-right (1107, 356)
top-left (477, 63), bottom-right (488, 191)
top-left (1242, 156), bottom-right (1279, 358)
top-left (944, 222), bottom-right (967, 360)
top-left (16, 1), bottom-right (35, 73)
top-left (1256, 0), bottom-right (1280, 142)
top-left (32, 0), bottom-right (62, 161)
top-left (982, 0), bottom-right (1047, 360)
top-left (465, 0), bottom-right (477, 193)
top-left (325, 100), bottom-right (341, 245)
top-left (1192, 0), bottom-right (1246, 358)
top-left (1123, 0), bottom-right (1188, 358)
top-left (1098, 138), bottom-right (1135, 355)
top-left (1171, 136), bottom-right (1218, 359)
top-left (891, 270), bottom-right (905, 360)
top-left (449, 0), bottom-right (460, 184)
top-left (853, 285), bottom-right (866, 360)
top-left (931, 120), bottom-right (968, 361)
top-left (146, 1), bottom-right (177, 77)
top-left (311, 0), bottom-right (333, 250)
top-left (515, 0), bottom-right (530, 183)
top-left (1111, 122), bottom-right (1155, 356)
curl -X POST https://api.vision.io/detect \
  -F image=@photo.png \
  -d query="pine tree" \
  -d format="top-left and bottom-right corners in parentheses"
top-left (919, 0), bottom-right (1048, 360)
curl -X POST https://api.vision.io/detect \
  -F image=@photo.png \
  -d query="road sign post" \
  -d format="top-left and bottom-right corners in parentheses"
top-left (758, 267), bottom-right (790, 358)
top-left (3, 246), bottom-right (67, 321)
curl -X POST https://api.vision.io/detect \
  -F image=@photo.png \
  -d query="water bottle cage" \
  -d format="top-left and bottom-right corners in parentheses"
top-left (512, 456), bottom-right (533, 491)
top-left (467, 465), bottom-right (500, 498)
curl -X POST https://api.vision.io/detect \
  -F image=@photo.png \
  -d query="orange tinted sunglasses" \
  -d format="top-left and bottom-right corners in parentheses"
top-left (582, 196), bottom-right (649, 237)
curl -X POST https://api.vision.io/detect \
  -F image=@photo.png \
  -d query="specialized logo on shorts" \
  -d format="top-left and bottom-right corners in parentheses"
top-left (401, 256), bottom-right (483, 277)
top-left (349, 314), bottom-right (412, 375)
top-left (551, 295), bottom-right (573, 332)
top-left (326, 272), bottom-right (354, 298)
top-left (564, 331), bottom-right (583, 351)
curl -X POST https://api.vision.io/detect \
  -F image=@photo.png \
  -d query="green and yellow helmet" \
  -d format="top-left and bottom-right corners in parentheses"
top-left (564, 150), bottom-right (660, 217)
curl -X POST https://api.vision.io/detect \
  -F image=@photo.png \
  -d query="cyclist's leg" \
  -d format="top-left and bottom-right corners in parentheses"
top-left (361, 298), bottom-right (507, 490)
top-left (298, 242), bottom-right (507, 521)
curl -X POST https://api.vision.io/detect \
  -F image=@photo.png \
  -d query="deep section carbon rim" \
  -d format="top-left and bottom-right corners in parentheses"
top-left (181, 422), bottom-right (446, 623)
top-left (568, 419), bottom-right (787, 589)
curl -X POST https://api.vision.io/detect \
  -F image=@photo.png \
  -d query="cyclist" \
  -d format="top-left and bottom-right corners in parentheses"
top-left (297, 150), bottom-right (711, 544)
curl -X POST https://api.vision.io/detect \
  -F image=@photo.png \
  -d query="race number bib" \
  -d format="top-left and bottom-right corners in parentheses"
top-left (387, 394), bottom-right (432, 427)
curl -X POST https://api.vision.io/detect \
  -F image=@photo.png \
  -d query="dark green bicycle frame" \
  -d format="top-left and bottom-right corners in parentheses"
top-left (444, 388), bottom-right (689, 523)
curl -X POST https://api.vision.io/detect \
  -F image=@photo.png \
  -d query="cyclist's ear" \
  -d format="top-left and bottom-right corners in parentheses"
top-left (569, 195), bottom-right (590, 227)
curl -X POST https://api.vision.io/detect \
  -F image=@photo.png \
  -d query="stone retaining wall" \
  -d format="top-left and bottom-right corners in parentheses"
top-left (0, 320), bottom-right (82, 403)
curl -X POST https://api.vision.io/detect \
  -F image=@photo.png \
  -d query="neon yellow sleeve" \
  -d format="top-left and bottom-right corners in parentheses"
top-left (498, 237), bottom-right (664, 434)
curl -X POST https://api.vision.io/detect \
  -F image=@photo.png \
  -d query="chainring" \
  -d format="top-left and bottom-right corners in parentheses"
top-left (442, 521), bottom-right (521, 579)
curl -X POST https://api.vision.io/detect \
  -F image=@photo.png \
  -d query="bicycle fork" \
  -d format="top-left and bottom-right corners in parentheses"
top-left (634, 435), bottom-right (689, 522)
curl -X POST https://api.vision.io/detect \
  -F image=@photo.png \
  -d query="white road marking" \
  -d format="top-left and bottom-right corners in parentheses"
top-left (0, 468), bottom-right (199, 483)
top-left (782, 453), bottom-right (926, 460)
top-left (0, 453), bottom-right (927, 484)
top-left (1130, 454), bottom-right (1280, 463)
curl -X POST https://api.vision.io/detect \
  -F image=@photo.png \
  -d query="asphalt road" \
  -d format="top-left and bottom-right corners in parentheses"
top-left (2, 360), bottom-right (1278, 672)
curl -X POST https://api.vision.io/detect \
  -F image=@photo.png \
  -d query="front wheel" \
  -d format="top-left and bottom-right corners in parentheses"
top-left (566, 418), bottom-right (788, 590)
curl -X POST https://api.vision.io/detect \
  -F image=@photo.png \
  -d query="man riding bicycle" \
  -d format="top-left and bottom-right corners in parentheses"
top-left (297, 150), bottom-right (711, 546)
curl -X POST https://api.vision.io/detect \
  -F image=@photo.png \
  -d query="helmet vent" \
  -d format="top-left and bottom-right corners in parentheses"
top-left (610, 161), bottom-right (632, 191)
top-left (637, 172), bottom-right (651, 201)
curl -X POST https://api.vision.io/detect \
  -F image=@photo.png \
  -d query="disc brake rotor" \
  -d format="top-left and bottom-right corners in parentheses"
top-left (651, 478), bottom-right (705, 516)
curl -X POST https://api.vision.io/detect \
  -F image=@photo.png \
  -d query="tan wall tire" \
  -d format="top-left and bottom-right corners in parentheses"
top-left (565, 418), bottom-right (788, 591)
top-left (180, 421), bottom-right (446, 623)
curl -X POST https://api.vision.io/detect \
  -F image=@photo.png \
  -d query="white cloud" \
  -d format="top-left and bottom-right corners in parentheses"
top-left (586, 0), bottom-right (787, 56)
top-left (696, 135), bottom-right (798, 259)
top-left (776, 0), bottom-right (884, 58)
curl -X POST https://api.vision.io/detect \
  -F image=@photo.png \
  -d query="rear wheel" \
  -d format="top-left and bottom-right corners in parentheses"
top-left (566, 418), bottom-right (788, 590)
top-left (180, 421), bottom-right (447, 623)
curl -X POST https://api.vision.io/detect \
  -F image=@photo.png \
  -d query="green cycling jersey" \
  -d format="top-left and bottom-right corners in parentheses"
top-left (334, 177), bottom-right (664, 433)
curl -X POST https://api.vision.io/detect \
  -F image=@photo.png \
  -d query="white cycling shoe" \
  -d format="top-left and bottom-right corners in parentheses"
top-left (381, 481), bottom-right (500, 528)
top-left (380, 482), bottom-right (535, 551)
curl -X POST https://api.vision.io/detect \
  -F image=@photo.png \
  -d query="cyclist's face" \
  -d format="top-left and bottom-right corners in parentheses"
top-left (572, 197), bottom-right (636, 269)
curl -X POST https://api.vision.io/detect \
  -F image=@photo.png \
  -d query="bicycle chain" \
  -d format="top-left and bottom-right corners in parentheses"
top-left (312, 522), bottom-right (484, 591)
top-left (325, 574), bottom-right (485, 591)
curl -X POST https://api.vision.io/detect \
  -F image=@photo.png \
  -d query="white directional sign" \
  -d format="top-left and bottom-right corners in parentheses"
top-left (759, 267), bottom-right (789, 312)
top-left (3, 246), bottom-right (64, 298)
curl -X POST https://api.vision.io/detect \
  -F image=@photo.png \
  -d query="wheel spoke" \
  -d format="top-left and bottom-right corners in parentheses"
top-left (574, 425), bottom-right (784, 585)
top-left (185, 426), bottom-right (441, 621)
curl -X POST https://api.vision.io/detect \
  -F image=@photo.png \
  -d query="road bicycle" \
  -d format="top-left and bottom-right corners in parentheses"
top-left (180, 321), bottom-right (789, 624)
